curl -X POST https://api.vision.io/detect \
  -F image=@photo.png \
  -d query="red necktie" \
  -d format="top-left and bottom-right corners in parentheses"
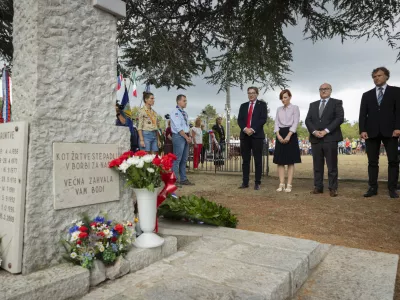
top-left (246, 101), bottom-right (255, 128)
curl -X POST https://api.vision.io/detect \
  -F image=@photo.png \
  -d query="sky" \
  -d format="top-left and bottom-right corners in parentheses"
top-left (3, 23), bottom-right (399, 124)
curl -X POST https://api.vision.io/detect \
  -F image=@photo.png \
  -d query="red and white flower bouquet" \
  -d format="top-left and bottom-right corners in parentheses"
top-left (109, 150), bottom-right (177, 192)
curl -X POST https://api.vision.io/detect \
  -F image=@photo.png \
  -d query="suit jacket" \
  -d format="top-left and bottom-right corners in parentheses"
top-left (305, 98), bottom-right (344, 144)
top-left (238, 100), bottom-right (267, 139)
top-left (358, 85), bottom-right (400, 138)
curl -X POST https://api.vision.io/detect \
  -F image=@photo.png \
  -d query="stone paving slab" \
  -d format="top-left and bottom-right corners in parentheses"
top-left (82, 253), bottom-right (290, 300)
top-left (220, 243), bottom-right (309, 296)
top-left (0, 264), bottom-right (89, 300)
top-left (159, 220), bottom-right (328, 269)
top-left (293, 246), bottom-right (399, 300)
top-left (169, 252), bottom-right (291, 299)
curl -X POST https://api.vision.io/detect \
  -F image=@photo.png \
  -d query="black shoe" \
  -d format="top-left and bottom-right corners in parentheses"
top-left (389, 190), bottom-right (399, 198)
top-left (363, 188), bottom-right (377, 197)
top-left (311, 188), bottom-right (323, 194)
top-left (238, 184), bottom-right (249, 189)
top-left (254, 184), bottom-right (260, 190)
top-left (180, 180), bottom-right (195, 186)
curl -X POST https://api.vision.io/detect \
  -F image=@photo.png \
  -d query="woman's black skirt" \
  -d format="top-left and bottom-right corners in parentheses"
top-left (273, 127), bottom-right (301, 165)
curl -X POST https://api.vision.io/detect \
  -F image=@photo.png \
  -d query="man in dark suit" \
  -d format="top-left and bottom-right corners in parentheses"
top-left (359, 67), bottom-right (400, 198)
top-left (305, 83), bottom-right (344, 197)
top-left (238, 87), bottom-right (268, 190)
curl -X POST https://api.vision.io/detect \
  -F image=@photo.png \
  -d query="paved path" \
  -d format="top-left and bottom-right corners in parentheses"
top-left (80, 220), bottom-right (398, 300)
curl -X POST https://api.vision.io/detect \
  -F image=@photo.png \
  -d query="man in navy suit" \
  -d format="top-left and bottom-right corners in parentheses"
top-left (305, 83), bottom-right (344, 197)
top-left (359, 67), bottom-right (400, 198)
top-left (237, 87), bottom-right (268, 190)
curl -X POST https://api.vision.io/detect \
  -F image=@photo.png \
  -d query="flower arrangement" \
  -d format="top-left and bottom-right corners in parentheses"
top-left (62, 214), bottom-right (136, 269)
top-left (158, 195), bottom-right (239, 228)
top-left (109, 150), bottom-right (177, 191)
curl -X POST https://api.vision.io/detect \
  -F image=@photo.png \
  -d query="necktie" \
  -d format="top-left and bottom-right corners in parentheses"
top-left (377, 87), bottom-right (383, 106)
top-left (319, 100), bottom-right (326, 118)
top-left (246, 101), bottom-right (255, 128)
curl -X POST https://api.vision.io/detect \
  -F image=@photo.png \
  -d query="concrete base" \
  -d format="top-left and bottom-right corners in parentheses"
top-left (0, 237), bottom-right (177, 300)
top-left (2, 222), bottom-right (397, 300)
top-left (133, 232), bottom-right (165, 249)
top-left (79, 220), bottom-right (398, 300)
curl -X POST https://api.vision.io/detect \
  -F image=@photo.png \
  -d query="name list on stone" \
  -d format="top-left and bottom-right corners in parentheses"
top-left (53, 143), bottom-right (120, 210)
top-left (0, 146), bottom-right (19, 224)
top-left (0, 122), bottom-right (28, 274)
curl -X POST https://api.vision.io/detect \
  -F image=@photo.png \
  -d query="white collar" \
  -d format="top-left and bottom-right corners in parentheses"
top-left (376, 84), bottom-right (388, 90)
top-left (320, 97), bottom-right (330, 102)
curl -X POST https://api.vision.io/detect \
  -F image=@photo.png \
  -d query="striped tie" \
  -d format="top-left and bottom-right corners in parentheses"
top-left (377, 87), bottom-right (383, 106)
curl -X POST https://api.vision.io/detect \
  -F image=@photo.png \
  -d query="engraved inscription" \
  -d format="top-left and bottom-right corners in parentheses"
top-left (0, 122), bottom-right (28, 274)
top-left (53, 143), bottom-right (120, 210)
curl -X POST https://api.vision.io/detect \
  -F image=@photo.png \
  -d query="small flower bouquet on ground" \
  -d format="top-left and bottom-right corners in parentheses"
top-left (108, 150), bottom-right (176, 191)
top-left (61, 214), bottom-right (136, 269)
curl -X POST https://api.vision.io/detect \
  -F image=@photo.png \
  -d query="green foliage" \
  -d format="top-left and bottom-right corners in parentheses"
top-left (158, 195), bottom-right (238, 228)
top-left (199, 104), bottom-right (218, 121)
top-left (340, 121), bottom-right (360, 139)
top-left (0, 0), bottom-right (13, 63)
top-left (118, 0), bottom-right (400, 90)
top-left (1, 1), bottom-right (399, 88)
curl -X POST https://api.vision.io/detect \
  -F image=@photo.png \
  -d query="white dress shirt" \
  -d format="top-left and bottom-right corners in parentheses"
top-left (313, 97), bottom-right (331, 135)
top-left (376, 84), bottom-right (387, 99)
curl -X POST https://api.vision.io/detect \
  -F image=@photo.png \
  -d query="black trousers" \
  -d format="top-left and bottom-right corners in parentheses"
top-left (366, 135), bottom-right (398, 190)
top-left (311, 141), bottom-right (338, 190)
top-left (200, 146), bottom-right (206, 164)
top-left (240, 136), bottom-right (263, 185)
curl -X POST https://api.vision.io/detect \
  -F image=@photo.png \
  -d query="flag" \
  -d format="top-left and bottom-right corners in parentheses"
top-left (1, 66), bottom-right (12, 123)
top-left (121, 86), bottom-right (129, 108)
top-left (131, 71), bottom-right (137, 97)
top-left (145, 83), bottom-right (150, 93)
top-left (116, 73), bottom-right (123, 91)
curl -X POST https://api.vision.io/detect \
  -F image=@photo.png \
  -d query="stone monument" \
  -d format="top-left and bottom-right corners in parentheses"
top-left (0, 0), bottom-right (131, 274)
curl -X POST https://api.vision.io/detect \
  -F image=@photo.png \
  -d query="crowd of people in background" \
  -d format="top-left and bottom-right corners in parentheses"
top-left (115, 66), bottom-right (399, 198)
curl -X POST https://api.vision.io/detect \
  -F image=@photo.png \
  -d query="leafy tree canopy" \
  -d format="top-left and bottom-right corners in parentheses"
top-left (1, 0), bottom-right (399, 90)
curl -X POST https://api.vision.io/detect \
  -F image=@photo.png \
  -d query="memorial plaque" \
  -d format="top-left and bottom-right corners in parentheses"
top-left (53, 143), bottom-right (120, 210)
top-left (0, 122), bottom-right (28, 274)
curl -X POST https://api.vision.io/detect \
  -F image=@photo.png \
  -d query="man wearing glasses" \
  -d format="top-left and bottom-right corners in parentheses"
top-left (237, 87), bottom-right (268, 190)
top-left (305, 83), bottom-right (344, 197)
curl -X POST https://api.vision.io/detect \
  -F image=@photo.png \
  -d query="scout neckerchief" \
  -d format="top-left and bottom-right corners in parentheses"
top-left (176, 105), bottom-right (188, 126)
top-left (144, 107), bottom-right (157, 125)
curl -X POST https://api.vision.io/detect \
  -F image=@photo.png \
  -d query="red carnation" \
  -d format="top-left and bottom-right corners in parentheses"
top-left (76, 240), bottom-right (82, 245)
top-left (122, 151), bottom-right (135, 157)
top-left (97, 232), bottom-right (105, 237)
top-left (161, 160), bottom-right (173, 171)
top-left (114, 224), bottom-right (124, 235)
top-left (90, 222), bottom-right (97, 227)
top-left (134, 150), bottom-right (147, 157)
top-left (111, 236), bottom-right (117, 242)
top-left (167, 153), bottom-right (177, 161)
top-left (79, 226), bottom-right (88, 232)
top-left (108, 159), bottom-right (118, 168)
top-left (78, 232), bottom-right (88, 239)
top-left (152, 156), bottom-right (162, 166)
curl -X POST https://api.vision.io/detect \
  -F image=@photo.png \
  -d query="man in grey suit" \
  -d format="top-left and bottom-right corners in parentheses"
top-left (305, 83), bottom-right (344, 197)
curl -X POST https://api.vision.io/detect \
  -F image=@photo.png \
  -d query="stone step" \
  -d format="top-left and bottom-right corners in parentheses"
top-left (0, 236), bottom-right (177, 300)
top-left (0, 264), bottom-right (89, 300)
top-left (80, 221), bottom-right (333, 300)
top-left (293, 246), bottom-right (399, 300)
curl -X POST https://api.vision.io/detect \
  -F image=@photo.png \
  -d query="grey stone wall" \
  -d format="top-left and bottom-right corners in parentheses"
top-left (12, 0), bottom-right (133, 274)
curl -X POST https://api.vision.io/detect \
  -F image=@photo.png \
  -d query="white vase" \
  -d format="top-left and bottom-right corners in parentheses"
top-left (133, 188), bottom-right (164, 248)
